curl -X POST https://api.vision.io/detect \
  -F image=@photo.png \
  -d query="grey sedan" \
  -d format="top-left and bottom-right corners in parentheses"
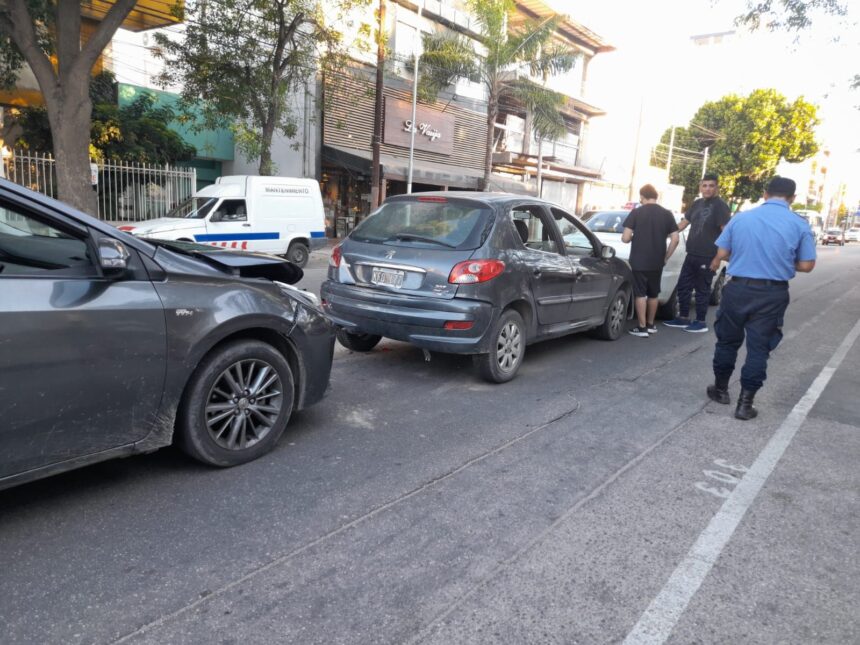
top-left (0, 179), bottom-right (334, 491)
top-left (321, 193), bottom-right (633, 383)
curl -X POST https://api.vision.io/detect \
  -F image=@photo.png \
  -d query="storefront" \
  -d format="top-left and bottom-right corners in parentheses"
top-left (321, 67), bottom-right (487, 236)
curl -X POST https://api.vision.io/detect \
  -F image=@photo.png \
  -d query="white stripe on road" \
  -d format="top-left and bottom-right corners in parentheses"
top-left (623, 315), bottom-right (860, 645)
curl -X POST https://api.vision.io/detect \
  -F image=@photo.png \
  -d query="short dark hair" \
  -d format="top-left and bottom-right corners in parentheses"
top-left (765, 176), bottom-right (796, 198)
top-left (701, 173), bottom-right (719, 183)
top-left (639, 184), bottom-right (658, 200)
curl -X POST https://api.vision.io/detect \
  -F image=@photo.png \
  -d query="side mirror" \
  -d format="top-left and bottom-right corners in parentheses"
top-left (601, 245), bottom-right (615, 259)
top-left (99, 237), bottom-right (130, 272)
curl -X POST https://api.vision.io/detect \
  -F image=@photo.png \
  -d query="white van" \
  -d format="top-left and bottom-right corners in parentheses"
top-left (119, 175), bottom-right (326, 267)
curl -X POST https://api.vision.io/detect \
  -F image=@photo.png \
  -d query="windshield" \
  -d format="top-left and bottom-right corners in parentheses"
top-left (350, 199), bottom-right (492, 250)
top-left (165, 197), bottom-right (219, 220)
top-left (826, 229), bottom-right (842, 234)
top-left (583, 211), bottom-right (629, 234)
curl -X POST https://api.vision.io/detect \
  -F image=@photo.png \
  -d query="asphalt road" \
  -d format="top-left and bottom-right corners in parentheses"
top-left (1, 245), bottom-right (858, 645)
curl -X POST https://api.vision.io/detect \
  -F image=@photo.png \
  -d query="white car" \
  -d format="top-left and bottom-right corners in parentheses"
top-left (580, 210), bottom-right (726, 319)
top-left (845, 228), bottom-right (860, 243)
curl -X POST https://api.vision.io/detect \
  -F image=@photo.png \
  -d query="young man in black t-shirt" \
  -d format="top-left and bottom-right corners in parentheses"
top-left (664, 174), bottom-right (731, 333)
top-left (622, 184), bottom-right (680, 337)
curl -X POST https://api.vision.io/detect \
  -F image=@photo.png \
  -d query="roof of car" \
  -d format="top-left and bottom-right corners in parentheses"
top-left (386, 191), bottom-right (556, 205)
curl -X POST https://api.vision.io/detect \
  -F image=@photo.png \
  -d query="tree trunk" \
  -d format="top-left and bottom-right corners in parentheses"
top-left (536, 138), bottom-right (543, 198)
top-left (481, 91), bottom-right (498, 192)
top-left (258, 114), bottom-right (277, 176)
top-left (45, 81), bottom-right (98, 215)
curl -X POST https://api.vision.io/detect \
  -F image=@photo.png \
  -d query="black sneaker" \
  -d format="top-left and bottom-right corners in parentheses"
top-left (646, 324), bottom-right (658, 334)
top-left (628, 326), bottom-right (649, 338)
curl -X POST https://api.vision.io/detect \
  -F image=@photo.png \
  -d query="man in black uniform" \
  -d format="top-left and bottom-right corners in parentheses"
top-left (664, 174), bottom-right (731, 333)
top-left (622, 184), bottom-right (680, 337)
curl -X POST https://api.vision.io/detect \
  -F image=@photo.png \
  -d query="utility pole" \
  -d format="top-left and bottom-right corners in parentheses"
top-left (701, 146), bottom-right (709, 179)
top-left (370, 0), bottom-right (386, 210)
top-left (406, 3), bottom-right (423, 194)
top-left (665, 125), bottom-right (676, 174)
top-left (628, 97), bottom-right (644, 201)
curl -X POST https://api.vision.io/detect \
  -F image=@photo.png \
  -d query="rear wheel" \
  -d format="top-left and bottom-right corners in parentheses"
top-left (286, 241), bottom-right (309, 267)
top-left (177, 340), bottom-right (294, 467)
top-left (336, 329), bottom-right (382, 352)
top-left (657, 287), bottom-right (679, 320)
top-left (474, 309), bottom-right (525, 383)
top-left (595, 289), bottom-right (628, 340)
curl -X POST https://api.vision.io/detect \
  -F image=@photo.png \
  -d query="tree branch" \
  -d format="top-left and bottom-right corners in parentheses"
top-left (0, 0), bottom-right (57, 90)
top-left (77, 0), bottom-right (138, 76)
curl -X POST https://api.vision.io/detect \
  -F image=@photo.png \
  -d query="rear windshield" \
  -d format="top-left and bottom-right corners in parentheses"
top-left (583, 211), bottom-right (629, 234)
top-left (350, 199), bottom-right (492, 249)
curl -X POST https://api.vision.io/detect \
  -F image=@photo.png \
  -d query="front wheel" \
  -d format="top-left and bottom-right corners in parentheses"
top-left (336, 329), bottom-right (382, 352)
top-left (595, 289), bottom-right (629, 340)
top-left (474, 309), bottom-right (526, 383)
top-left (177, 340), bottom-right (294, 467)
top-left (657, 287), bottom-right (679, 320)
top-left (286, 241), bottom-right (309, 267)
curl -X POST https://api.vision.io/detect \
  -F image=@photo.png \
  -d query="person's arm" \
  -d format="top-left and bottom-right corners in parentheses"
top-left (710, 246), bottom-right (730, 272)
top-left (665, 231), bottom-right (679, 263)
top-left (795, 229), bottom-right (817, 273)
top-left (677, 218), bottom-right (690, 232)
top-left (622, 227), bottom-right (633, 243)
top-left (796, 260), bottom-right (815, 272)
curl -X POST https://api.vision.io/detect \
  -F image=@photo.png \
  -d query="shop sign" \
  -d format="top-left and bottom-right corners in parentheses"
top-left (384, 98), bottom-right (454, 155)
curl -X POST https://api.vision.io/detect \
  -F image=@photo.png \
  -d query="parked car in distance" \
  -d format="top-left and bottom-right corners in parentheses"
top-left (821, 228), bottom-right (845, 246)
top-left (118, 175), bottom-right (327, 267)
top-left (580, 210), bottom-right (727, 319)
top-left (0, 179), bottom-right (334, 491)
top-left (844, 228), bottom-right (860, 243)
top-left (321, 193), bottom-right (633, 383)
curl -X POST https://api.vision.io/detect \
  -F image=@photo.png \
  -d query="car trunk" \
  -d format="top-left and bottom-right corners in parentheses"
top-left (340, 240), bottom-right (476, 300)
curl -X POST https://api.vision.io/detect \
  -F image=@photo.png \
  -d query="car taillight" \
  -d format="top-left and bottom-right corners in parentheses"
top-left (329, 244), bottom-right (342, 268)
top-left (448, 259), bottom-right (505, 284)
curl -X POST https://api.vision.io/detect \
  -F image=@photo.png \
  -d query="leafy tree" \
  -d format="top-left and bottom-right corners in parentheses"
top-left (414, 31), bottom-right (478, 105)
top-left (656, 89), bottom-right (820, 209)
top-left (0, 0), bottom-right (139, 214)
top-left (155, 0), bottom-right (369, 176)
top-left (12, 72), bottom-right (196, 164)
top-left (423, 0), bottom-right (577, 190)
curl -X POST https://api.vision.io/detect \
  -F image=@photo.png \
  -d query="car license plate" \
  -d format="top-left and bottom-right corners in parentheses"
top-left (371, 267), bottom-right (405, 288)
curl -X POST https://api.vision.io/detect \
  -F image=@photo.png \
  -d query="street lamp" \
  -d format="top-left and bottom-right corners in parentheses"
top-left (406, 3), bottom-right (424, 195)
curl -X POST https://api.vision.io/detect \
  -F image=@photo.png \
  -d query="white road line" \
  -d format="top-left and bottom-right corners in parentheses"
top-left (623, 316), bottom-right (860, 645)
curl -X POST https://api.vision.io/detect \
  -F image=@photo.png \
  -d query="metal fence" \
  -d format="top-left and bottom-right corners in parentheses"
top-left (2, 150), bottom-right (197, 223)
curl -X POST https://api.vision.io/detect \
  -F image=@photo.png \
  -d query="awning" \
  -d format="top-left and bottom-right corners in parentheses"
top-left (322, 145), bottom-right (483, 190)
top-left (82, 1), bottom-right (184, 32)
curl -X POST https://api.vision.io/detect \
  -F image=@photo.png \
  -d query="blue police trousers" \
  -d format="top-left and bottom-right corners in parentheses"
top-left (712, 281), bottom-right (790, 392)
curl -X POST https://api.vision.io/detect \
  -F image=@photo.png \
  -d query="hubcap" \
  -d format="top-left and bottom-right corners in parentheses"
top-left (496, 321), bottom-right (522, 372)
top-left (205, 359), bottom-right (283, 450)
top-left (610, 294), bottom-right (625, 333)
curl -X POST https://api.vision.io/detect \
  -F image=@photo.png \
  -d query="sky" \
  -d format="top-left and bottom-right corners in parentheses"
top-left (546, 0), bottom-right (860, 205)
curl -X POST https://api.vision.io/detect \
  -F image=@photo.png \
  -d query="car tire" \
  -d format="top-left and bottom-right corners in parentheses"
top-left (474, 309), bottom-right (526, 383)
top-left (286, 241), bottom-right (310, 267)
top-left (336, 329), bottom-right (382, 352)
top-left (709, 271), bottom-right (726, 306)
top-left (658, 286), bottom-right (680, 320)
top-left (177, 340), bottom-right (295, 467)
top-left (595, 289), bottom-right (629, 340)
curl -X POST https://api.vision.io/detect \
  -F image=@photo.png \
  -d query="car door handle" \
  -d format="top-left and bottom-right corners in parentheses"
top-left (572, 267), bottom-right (583, 278)
top-left (242, 223), bottom-right (251, 227)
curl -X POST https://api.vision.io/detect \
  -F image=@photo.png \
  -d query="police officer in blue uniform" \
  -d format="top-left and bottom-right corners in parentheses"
top-left (706, 177), bottom-right (817, 420)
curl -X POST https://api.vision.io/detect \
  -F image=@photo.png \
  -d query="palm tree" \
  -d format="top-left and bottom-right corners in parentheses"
top-left (415, 0), bottom-right (578, 191)
top-left (469, 0), bottom-right (577, 190)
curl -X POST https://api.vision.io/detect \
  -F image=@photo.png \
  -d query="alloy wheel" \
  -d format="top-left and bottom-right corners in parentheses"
top-left (609, 293), bottom-right (626, 335)
top-left (205, 359), bottom-right (283, 450)
top-left (496, 321), bottom-right (522, 373)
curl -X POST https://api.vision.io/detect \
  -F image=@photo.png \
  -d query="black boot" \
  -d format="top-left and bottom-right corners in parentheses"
top-left (707, 377), bottom-right (731, 405)
top-left (735, 389), bottom-right (758, 420)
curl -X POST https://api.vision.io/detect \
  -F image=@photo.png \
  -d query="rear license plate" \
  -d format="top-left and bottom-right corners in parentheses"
top-left (371, 267), bottom-right (405, 288)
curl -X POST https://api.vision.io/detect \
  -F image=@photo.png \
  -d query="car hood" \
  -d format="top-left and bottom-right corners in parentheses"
top-left (153, 239), bottom-right (303, 284)
top-left (591, 232), bottom-right (629, 260)
top-left (120, 218), bottom-right (201, 235)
